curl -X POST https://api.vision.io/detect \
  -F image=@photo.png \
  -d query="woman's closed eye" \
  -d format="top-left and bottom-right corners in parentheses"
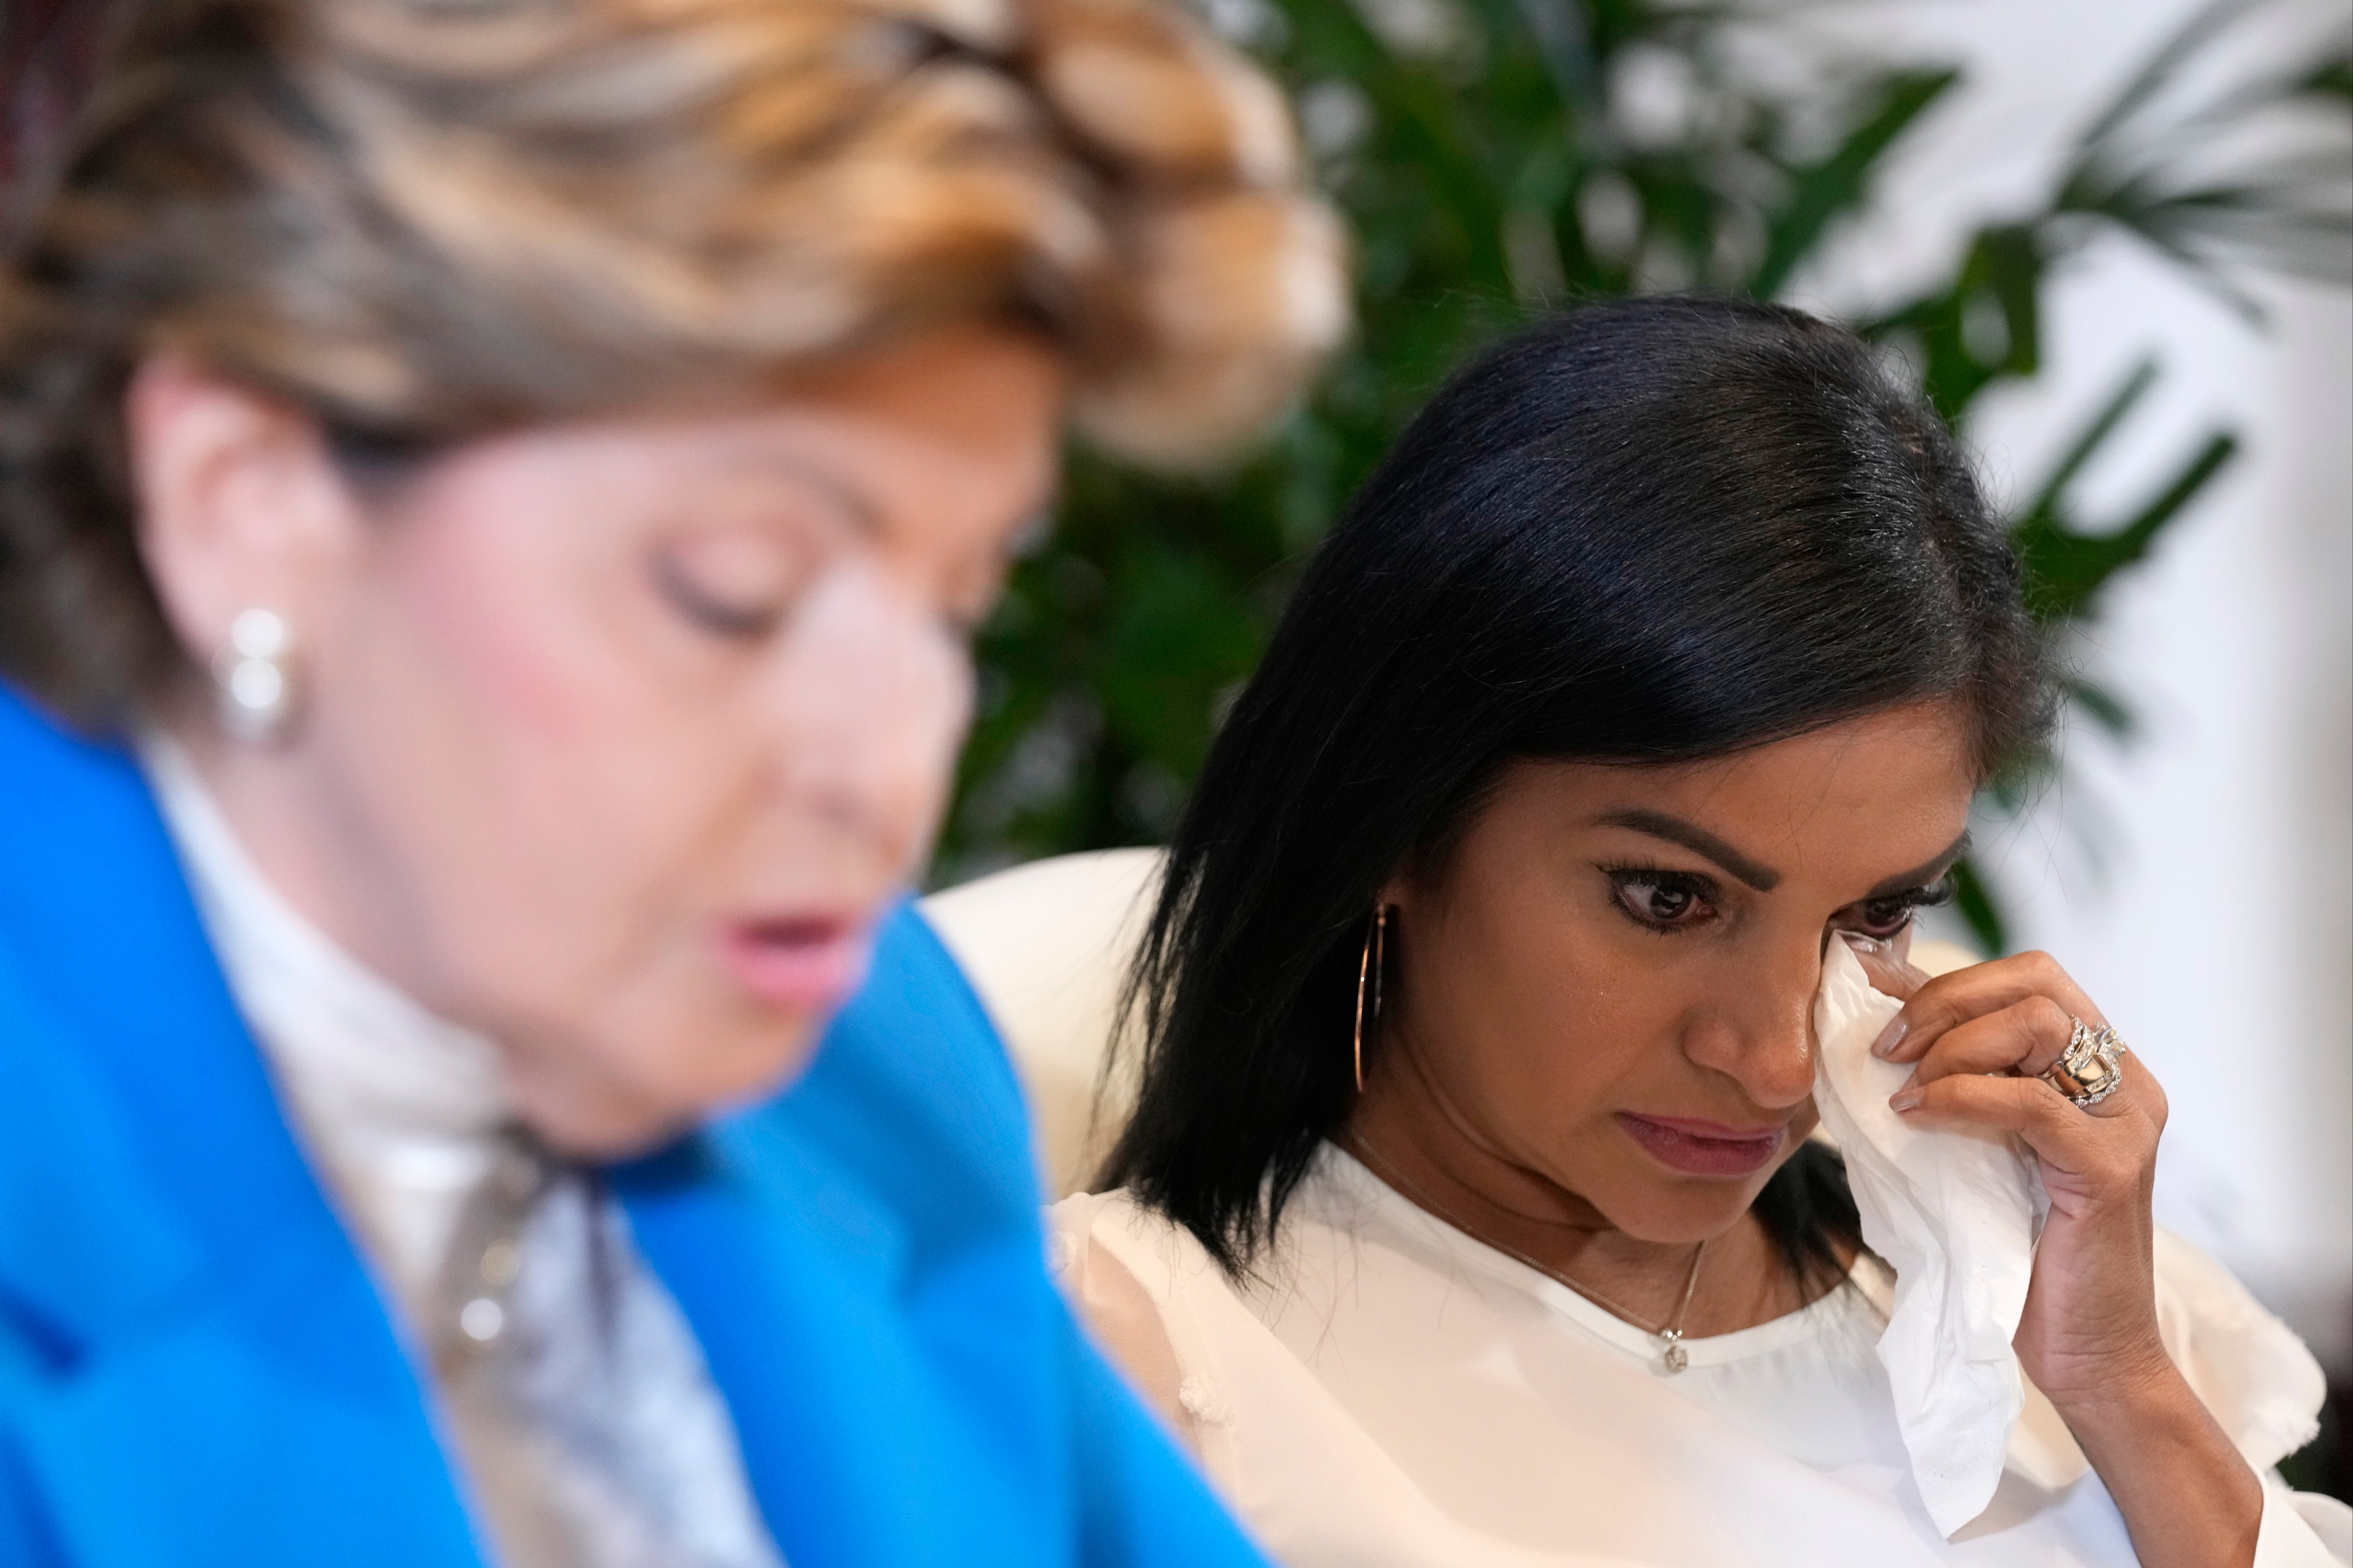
top-left (651, 527), bottom-right (810, 641)
top-left (1604, 866), bottom-right (1719, 933)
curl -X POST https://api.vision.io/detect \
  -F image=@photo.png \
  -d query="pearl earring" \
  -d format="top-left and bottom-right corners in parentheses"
top-left (216, 607), bottom-right (297, 742)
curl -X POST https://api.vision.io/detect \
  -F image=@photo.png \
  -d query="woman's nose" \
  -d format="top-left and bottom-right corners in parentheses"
top-left (760, 564), bottom-right (971, 869)
top-left (1682, 952), bottom-right (1821, 1109)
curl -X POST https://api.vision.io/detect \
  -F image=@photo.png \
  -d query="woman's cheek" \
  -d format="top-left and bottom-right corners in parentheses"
top-left (900, 635), bottom-right (975, 854)
top-left (784, 580), bottom-right (976, 878)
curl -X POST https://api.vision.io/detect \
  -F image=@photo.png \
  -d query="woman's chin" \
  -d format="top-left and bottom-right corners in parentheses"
top-left (1589, 1175), bottom-right (1778, 1248)
top-left (510, 1009), bottom-right (832, 1160)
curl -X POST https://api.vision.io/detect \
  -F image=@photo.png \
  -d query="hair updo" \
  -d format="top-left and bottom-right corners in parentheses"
top-left (0, 0), bottom-right (1347, 722)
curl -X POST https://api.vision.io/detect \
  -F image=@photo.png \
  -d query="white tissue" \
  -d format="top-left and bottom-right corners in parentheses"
top-left (1811, 937), bottom-right (2049, 1538)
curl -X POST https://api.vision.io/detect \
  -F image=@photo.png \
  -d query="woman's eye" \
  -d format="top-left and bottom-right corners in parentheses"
top-left (1840, 878), bottom-right (1951, 939)
top-left (651, 537), bottom-right (796, 640)
top-left (1607, 871), bottom-right (1716, 931)
top-left (1846, 899), bottom-right (1918, 938)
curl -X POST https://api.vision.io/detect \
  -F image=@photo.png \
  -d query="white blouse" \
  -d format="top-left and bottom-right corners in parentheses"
top-left (1052, 1147), bottom-right (2351, 1568)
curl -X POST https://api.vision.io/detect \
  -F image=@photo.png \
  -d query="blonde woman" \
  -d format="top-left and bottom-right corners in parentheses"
top-left (0, 2), bottom-right (1341, 1564)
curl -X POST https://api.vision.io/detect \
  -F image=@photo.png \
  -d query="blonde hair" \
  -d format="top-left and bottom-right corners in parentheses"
top-left (0, 0), bottom-right (1346, 719)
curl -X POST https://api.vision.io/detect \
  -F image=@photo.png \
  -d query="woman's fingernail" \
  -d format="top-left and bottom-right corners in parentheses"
top-left (1889, 1088), bottom-right (1923, 1112)
top-left (1871, 1019), bottom-right (1908, 1058)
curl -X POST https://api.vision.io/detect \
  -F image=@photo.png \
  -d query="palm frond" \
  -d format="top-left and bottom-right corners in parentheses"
top-left (2053, 0), bottom-right (2353, 301)
top-left (1748, 67), bottom-right (1960, 298)
top-left (2014, 422), bottom-right (2239, 625)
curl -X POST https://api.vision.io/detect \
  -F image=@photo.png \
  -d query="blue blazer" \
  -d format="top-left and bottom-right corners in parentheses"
top-left (0, 683), bottom-right (1265, 1568)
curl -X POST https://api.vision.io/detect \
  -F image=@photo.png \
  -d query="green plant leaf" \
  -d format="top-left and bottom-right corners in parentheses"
top-left (2015, 430), bottom-right (2238, 623)
top-left (2017, 357), bottom-right (2161, 522)
top-left (1749, 67), bottom-right (1960, 300)
top-left (2065, 676), bottom-right (2138, 741)
top-left (2052, 0), bottom-right (2353, 300)
top-left (1866, 222), bottom-right (2043, 423)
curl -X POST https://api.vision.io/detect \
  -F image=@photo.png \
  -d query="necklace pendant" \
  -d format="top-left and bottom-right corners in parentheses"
top-left (1660, 1332), bottom-right (1688, 1375)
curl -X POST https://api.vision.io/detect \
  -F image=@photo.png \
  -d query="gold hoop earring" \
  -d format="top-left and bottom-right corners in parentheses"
top-left (1353, 905), bottom-right (1390, 1093)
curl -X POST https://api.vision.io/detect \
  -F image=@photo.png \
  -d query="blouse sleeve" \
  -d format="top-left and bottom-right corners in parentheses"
top-left (2155, 1230), bottom-right (2328, 1472)
top-left (2256, 1477), bottom-right (2353, 1566)
top-left (2148, 1231), bottom-right (2348, 1565)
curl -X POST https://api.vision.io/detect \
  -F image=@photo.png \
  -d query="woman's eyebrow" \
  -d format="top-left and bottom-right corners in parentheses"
top-left (1865, 830), bottom-right (1972, 899)
top-left (718, 451), bottom-right (884, 538)
top-left (1593, 809), bottom-right (1781, 892)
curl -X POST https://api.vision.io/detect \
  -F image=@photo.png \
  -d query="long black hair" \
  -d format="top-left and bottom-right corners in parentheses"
top-left (1100, 296), bottom-right (2055, 1292)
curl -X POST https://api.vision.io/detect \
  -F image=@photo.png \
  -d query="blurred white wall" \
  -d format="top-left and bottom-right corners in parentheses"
top-left (1791, 0), bottom-right (2353, 1367)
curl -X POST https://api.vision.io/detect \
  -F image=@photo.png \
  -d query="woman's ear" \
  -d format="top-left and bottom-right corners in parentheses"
top-left (126, 356), bottom-right (360, 679)
top-left (1379, 836), bottom-right (1444, 912)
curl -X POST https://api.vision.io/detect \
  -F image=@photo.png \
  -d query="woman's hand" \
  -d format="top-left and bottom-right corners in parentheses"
top-left (1861, 946), bottom-right (2164, 1402)
top-left (1856, 944), bottom-right (2262, 1568)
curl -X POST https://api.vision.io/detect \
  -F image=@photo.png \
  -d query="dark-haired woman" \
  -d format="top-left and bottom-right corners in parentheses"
top-left (1051, 299), bottom-right (2347, 1567)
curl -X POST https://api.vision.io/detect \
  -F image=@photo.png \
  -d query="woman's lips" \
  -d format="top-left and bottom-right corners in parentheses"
top-left (1615, 1113), bottom-right (1785, 1178)
top-left (718, 915), bottom-right (875, 1012)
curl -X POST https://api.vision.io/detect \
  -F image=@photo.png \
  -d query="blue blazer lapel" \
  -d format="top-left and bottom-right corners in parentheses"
top-left (630, 906), bottom-right (1275, 1568)
top-left (616, 906), bottom-right (1073, 1568)
top-left (0, 688), bottom-right (482, 1568)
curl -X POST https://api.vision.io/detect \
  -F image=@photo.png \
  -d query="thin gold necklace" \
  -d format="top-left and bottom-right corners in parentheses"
top-left (1345, 1133), bottom-right (1709, 1375)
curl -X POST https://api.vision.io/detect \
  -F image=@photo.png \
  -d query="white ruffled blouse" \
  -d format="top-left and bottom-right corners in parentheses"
top-left (1052, 1146), bottom-right (2351, 1568)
